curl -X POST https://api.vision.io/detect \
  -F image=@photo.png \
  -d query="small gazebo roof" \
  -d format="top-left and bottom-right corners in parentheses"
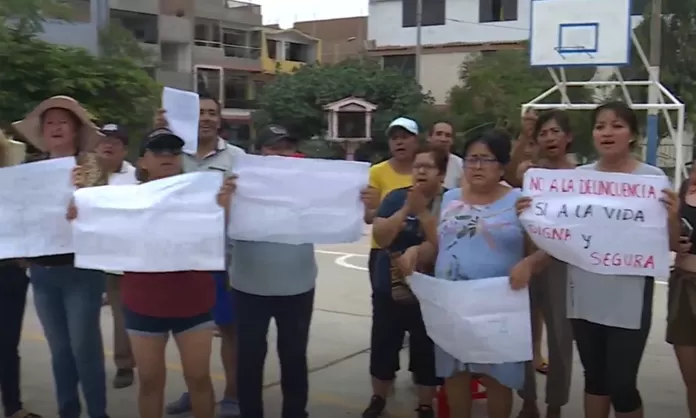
top-left (323, 96), bottom-right (377, 112)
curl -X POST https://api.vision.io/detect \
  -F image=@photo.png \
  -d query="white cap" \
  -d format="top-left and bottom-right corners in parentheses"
top-left (386, 117), bottom-right (419, 136)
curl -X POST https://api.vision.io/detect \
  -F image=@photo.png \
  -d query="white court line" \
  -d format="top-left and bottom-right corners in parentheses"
top-left (315, 249), bottom-right (368, 271)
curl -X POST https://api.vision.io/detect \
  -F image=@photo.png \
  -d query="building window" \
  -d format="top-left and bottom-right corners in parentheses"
top-left (223, 70), bottom-right (251, 109)
top-left (285, 42), bottom-right (309, 63)
top-left (266, 39), bottom-right (278, 59)
top-left (195, 67), bottom-right (222, 104)
top-left (194, 19), bottom-right (221, 47)
top-left (382, 54), bottom-right (416, 78)
top-left (479, 0), bottom-right (518, 23)
top-left (111, 10), bottom-right (158, 44)
top-left (402, 0), bottom-right (445, 28)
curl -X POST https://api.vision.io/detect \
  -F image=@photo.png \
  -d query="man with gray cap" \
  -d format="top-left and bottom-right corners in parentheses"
top-left (230, 124), bottom-right (316, 418)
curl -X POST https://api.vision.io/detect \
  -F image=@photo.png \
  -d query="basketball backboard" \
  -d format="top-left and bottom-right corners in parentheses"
top-left (529, 0), bottom-right (633, 67)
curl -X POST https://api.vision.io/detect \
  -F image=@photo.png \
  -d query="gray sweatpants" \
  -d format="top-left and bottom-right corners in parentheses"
top-left (519, 260), bottom-right (574, 407)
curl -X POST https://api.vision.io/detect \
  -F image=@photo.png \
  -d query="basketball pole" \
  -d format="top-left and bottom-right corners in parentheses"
top-left (415, 0), bottom-right (423, 85)
top-left (645, 0), bottom-right (662, 166)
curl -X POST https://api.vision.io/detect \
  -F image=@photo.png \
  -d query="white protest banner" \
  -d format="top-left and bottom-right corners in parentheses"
top-left (162, 87), bottom-right (199, 155)
top-left (0, 157), bottom-right (75, 259)
top-left (73, 172), bottom-right (225, 272)
top-left (520, 168), bottom-right (671, 277)
top-left (227, 154), bottom-right (369, 244)
top-left (408, 273), bottom-right (532, 364)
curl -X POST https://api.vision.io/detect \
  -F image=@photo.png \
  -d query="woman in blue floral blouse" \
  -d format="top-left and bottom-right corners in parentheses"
top-left (435, 129), bottom-right (546, 418)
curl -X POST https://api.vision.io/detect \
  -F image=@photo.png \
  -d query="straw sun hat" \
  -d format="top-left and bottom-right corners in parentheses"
top-left (0, 130), bottom-right (26, 167)
top-left (12, 95), bottom-right (102, 153)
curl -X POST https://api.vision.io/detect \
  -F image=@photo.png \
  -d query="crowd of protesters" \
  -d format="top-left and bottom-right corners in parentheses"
top-left (0, 94), bottom-right (695, 418)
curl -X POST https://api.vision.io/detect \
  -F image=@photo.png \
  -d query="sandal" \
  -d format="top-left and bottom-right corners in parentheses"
top-left (11, 410), bottom-right (42, 418)
top-left (516, 403), bottom-right (540, 418)
top-left (535, 359), bottom-right (548, 375)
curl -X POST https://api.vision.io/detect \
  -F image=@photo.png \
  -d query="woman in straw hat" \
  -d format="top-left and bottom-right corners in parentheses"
top-left (12, 96), bottom-right (109, 418)
top-left (0, 132), bottom-right (41, 418)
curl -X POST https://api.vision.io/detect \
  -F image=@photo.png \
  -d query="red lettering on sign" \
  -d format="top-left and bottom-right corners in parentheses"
top-left (589, 252), bottom-right (655, 269)
top-left (528, 225), bottom-right (571, 241)
top-left (579, 180), bottom-right (657, 199)
top-left (529, 176), bottom-right (543, 191)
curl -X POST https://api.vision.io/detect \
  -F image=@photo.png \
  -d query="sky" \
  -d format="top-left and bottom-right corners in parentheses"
top-left (253, 0), bottom-right (369, 27)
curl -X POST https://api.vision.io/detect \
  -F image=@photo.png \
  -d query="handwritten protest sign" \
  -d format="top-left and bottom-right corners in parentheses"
top-left (408, 273), bottom-right (532, 364)
top-left (228, 154), bottom-right (370, 244)
top-left (520, 168), bottom-right (671, 277)
top-left (0, 157), bottom-right (75, 258)
top-left (72, 172), bottom-right (225, 272)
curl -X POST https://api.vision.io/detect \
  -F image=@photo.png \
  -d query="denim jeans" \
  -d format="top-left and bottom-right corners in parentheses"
top-left (234, 289), bottom-right (314, 418)
top-left (30, 265), bottom-right (107, 418)
top-left (0, 264), bottom-right (29, 417)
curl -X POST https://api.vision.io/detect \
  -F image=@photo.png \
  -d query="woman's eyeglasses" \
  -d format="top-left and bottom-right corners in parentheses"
top-left (463, 156), bottom-right (498, 167)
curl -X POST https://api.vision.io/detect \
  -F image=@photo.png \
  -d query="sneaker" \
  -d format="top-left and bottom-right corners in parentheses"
top-left (165, 392), bottom-right (192, 415)
top-left (113, 368), bottom-right (134, 389)
top-left (217, 398), bottom-right (240, 418)
top-left (10, 410), bottom-right (42, 418)
top-left (416, 405), bottom-right (435, 418)
top-left (362, 395), bottom-right (386, 418)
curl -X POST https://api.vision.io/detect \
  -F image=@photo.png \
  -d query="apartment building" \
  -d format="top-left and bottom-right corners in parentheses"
top-left (260, 27), bottom-right (321, 73)
top-left (294, 17), bottom-right (367, 64)
top-left (367, 0), bottom-right (650, 105)
top-left (37, 0), bottom-right (271, 140)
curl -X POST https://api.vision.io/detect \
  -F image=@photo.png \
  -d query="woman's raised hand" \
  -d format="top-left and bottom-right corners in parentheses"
top-left (71, 165), bottom-right (87, 188)
top-left (661, 188), bottom-right (680, 220)
top-left (515, 196), bottom-right (532, 216)
top-left (153, 108), bottom-right (168, 129)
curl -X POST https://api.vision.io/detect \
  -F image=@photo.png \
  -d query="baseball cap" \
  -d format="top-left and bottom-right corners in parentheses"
top-left (139, 128), bottom-right (185, 156)
top-left (255, 124), bottom-right (298, 149)
top-left (386, 117), bottom-right (419, 136)
top-left (99, 123), bottom-right (129, 145)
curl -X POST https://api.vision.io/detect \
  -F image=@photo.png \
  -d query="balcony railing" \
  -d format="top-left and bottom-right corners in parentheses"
top-left (223, 45), bottom-right (261, 59)
top-left (193, 40), bottom-right (261, 59)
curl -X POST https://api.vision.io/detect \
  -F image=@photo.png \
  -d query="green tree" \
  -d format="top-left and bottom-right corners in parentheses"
top-left (0, 0), bottom-right (71, 35)
top-left (254, 59), bottom-right (435, 158)
top-left (0, 30), bottom-right (160, 154)
top-left (623, 0), bottom-right (696, 128)
top-left (447, 47), bottom-right (597, 157)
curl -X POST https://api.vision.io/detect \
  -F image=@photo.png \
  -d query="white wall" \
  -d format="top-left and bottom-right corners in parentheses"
top-left (369, 0), bottom-right (530, 47)
top-left (39, 20), bottom-right (99, 54)
top-left (368, 0), bottom-right (645, 48)
top-left (421, 51), bottom-right (477, 104)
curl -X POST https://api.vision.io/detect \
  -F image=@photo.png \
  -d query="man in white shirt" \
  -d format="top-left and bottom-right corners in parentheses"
top-left (95, 124), bottom-right (138, 389)
top-left (427, 121), bottom-right (463, 189)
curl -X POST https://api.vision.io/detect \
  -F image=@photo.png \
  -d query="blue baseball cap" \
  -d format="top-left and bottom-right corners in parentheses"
top-left (386, 117), bottom-right (419, 136)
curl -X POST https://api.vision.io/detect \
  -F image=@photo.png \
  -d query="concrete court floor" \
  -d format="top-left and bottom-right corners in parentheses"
top-left (16, 239), bottom-right (689, 417)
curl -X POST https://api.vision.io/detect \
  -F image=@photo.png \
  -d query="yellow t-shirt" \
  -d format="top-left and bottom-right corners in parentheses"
top-left (368, 161), bottom-right (412, 248)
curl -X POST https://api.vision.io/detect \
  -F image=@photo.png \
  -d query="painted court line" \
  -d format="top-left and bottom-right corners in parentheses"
top-left (315, 249), bottom-right (368, 272)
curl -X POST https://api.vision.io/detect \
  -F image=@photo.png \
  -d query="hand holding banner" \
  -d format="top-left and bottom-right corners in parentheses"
top-left (520, 168), bottom-right (671, 277)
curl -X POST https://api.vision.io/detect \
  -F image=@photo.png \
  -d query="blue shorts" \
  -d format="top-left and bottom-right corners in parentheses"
top-left (212, 271), bottom-right (236, 326)
top-left (123, 307), bottom-right (214, 336)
